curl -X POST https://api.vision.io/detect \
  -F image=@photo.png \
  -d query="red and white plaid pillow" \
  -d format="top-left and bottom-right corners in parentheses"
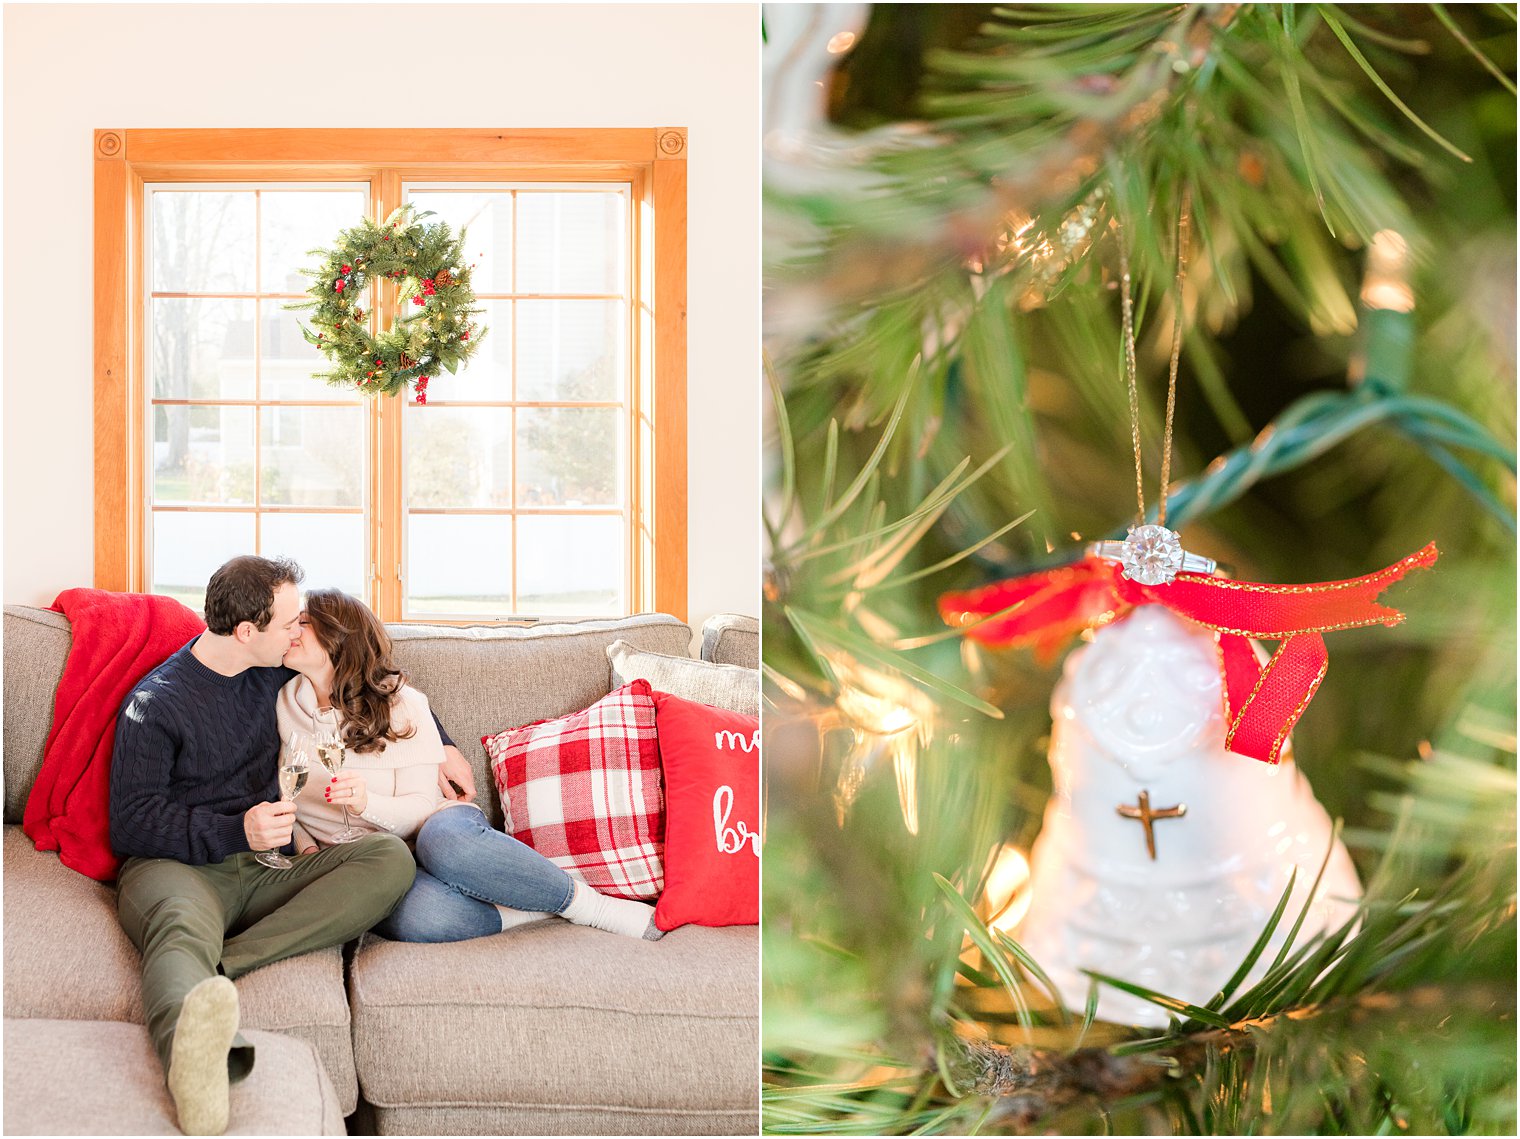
top-left (482, 680), bottom-right (664, 900)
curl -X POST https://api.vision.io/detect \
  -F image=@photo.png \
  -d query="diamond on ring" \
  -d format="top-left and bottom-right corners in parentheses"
top-left (1086, 526), bottom-right (1216, 583)
top-left (1121, 524), bottom-right (1185, 585)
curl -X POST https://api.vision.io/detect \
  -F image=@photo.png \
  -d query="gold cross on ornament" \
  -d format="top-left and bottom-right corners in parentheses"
top-left (1116, 790), bottom-right (1187, 860)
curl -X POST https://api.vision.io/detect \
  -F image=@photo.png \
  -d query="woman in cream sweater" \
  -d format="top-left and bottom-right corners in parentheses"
top-left (279, 589), bottom-right (661, 943)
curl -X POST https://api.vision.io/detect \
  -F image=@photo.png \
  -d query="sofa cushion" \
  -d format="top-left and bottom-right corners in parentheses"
top-left (485, 680), bottom-right (665, 900)
top-left (608, 639), bottom-right (759, 718)
top-left (349, 922), bottom-right (758, 1122)
top-left (2, 606), bottom-right (71, 824)
top-left (652, 693), bottom-right (760, 932)
top-left (699, 614), bottom-right (759, 670)
top-left (368, 1103), bottom-right (758, 1135)
top-left (3, 1020), bottom-right (346, 1135)
top-left (2, 826), bottom-right (359, 1115)
top-left (388, 615), bottom-right (691, 829)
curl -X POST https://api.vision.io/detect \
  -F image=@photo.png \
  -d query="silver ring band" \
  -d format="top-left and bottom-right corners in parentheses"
top-left (1088, 539), bottom-right (1216, 577)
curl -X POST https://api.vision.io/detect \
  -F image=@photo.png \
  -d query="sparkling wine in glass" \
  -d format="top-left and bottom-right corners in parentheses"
top-left (315, 708), bottom-right (362, 844)
top-left (256, 732), bottom-right (311, 869)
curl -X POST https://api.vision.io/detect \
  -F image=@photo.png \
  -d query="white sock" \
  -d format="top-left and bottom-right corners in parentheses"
top-left (559, 879), bottom-right (663, 941)
top-left (495, 903), bottom-right (549, 931)
top-left (167, 976), bottom-right (239, 1136)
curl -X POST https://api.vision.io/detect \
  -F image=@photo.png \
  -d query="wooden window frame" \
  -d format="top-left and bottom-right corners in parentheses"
top-left (94, 127), bottom-right (688, 622)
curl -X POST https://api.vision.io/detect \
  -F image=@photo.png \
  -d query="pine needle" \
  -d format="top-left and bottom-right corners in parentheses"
top-left (1318, 6), bottom-right (1474, 162)
top-left (1432, 3), bottom-right (1518, 93)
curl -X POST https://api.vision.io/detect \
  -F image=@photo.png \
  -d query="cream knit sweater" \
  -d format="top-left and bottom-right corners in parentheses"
top-left (276, 675), bottom-right (456, 849)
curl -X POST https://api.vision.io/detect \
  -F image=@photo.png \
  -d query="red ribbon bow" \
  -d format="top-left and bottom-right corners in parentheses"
top-left (938, 543), bottom-right (1439, 764)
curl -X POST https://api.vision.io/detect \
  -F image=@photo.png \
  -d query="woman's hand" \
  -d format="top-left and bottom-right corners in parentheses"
top-left (325, 771), bottom-right (369, 815)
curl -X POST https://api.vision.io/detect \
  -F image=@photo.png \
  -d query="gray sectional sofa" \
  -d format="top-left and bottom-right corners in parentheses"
top-left (2, 604), bottom-right (760, 1136)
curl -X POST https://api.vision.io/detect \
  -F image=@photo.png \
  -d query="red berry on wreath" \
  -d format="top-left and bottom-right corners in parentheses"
top-left (413, 296), bottom-right (424, 306)
top-left (334, 280), bottom-right (345, 292)
top-left (342, 264), bottom-right (352, 274)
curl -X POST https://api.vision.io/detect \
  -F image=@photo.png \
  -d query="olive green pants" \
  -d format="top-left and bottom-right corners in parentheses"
top-left (116, 834), bottom-right (415, 1082)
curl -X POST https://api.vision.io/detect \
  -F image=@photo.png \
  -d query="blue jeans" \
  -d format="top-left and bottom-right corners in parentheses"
top-left (374, 804), bottom-right (576, 943)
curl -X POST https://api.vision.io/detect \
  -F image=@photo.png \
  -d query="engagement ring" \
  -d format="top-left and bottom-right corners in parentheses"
top-left (1088, 524), bottom-right (1217, 586)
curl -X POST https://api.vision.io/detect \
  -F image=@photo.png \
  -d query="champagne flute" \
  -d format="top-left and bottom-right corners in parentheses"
top-left (315, 707), bottom-right (362, 843)
top-left (256, 732), bottom-right (311, 869)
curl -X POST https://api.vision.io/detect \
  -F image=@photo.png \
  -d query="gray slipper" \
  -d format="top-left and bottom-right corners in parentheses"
top-left (167, 976), bottom-right (239, 1135)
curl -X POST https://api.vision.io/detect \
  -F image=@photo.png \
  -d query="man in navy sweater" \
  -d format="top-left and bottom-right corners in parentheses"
top-left (110, 555), bottom-right (417, 1135)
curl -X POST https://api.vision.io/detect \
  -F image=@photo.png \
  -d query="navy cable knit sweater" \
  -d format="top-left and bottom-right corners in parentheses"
top-left (109, 638), bottom-right (454, 865)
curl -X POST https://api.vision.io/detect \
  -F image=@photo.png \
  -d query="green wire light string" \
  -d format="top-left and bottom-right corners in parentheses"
top-left (976, 302), bottom-right (1515, 582)
top-left (1160, 301), bottom-right (1515, 537)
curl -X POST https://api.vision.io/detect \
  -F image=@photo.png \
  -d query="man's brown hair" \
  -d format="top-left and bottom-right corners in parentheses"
top-left (204, 555), bottom-right (304, 636)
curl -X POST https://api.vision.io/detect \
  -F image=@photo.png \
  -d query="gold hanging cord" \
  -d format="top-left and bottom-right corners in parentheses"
top-left (1114, 189), bottom-right (1193, 527)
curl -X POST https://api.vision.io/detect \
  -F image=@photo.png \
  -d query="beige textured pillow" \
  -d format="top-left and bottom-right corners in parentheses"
top-left (607, 639), bottom-right (759, 719)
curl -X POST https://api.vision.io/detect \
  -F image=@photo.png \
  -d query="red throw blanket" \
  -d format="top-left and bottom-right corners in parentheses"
top-left (22, 589), bottom-right (205, 881)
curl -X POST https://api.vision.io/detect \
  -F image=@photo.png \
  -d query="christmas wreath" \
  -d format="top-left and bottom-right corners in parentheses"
top-left (288, 204), bottom-right (486, 403)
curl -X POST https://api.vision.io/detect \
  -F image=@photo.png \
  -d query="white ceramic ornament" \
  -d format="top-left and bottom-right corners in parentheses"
top-left (1014, 605), bottom-right (1361, 1027)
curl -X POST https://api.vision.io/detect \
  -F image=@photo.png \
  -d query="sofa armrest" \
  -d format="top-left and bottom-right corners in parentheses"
top-left (699, 614), bottom-right (758, 669)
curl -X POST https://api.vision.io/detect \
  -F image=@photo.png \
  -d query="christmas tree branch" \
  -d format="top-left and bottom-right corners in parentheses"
top-left (946, 979), bottom-right (1512, 1115)
top-left (763, 6), bottom-right (1515, 1133)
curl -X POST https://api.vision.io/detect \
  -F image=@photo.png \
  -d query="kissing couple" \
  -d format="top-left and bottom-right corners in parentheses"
top-left (111, 554), bottom-right (660, 1135)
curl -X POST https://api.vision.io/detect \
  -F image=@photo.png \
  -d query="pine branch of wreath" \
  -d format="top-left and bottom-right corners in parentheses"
top-left (285, 203), bottom-right (488, 400)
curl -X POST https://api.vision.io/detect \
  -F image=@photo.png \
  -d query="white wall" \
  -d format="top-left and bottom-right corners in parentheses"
top-left (2, 2), bottom-right (760, 634)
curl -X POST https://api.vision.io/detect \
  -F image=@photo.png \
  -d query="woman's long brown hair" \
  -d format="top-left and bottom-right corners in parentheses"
top-left (301, 589), bottom-right (417, 754)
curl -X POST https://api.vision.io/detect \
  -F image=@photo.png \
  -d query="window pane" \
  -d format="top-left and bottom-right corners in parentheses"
top-left (152, 191), bottom-right (256, 294)
top-left (517, 299), bottom-right (624, 402)
top-left (152, 298), bottom-right (257, 401)
top-left (407, 191), bottom-right (512, 294)
top-left (517, 408), bottom-right (620, 507)
top-left (405, 407), bottom-right (512, 508)
top-left (262, 513), bottom-right (366, 597)
top-left (517, 191), bottom-right (625, 295)
top-left (153, 406), bottom-right (256, 505)
top-left (151, 511), bottom-right (256, 612)
top-left (420, 299), bottom-right (511, 402)
top-left (406, 515), bottom-right (512, 617)
top-left (261, 305), bottom-right (350, 402)
top-left (260, 406), bottom-right (365, 507)
top-left (517, 516), bottom-right (622, 617)
top-left (261, 190), bottom-right (367, 294)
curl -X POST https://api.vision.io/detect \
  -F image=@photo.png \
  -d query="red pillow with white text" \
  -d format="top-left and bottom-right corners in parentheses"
top-left (651, 691), bottom-right (759, 931)
top-left (483, 680), bottom-right (664, 900)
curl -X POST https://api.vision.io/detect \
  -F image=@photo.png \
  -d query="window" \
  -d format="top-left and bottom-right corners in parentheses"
top-left (400, 183), bottom-right (630, 619)
top-left (146, 185), bottom-right (371, 608)
top-left (94, 129), bottom-right (687, 622)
